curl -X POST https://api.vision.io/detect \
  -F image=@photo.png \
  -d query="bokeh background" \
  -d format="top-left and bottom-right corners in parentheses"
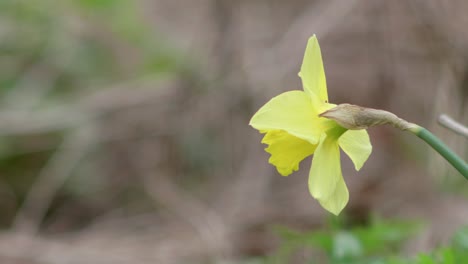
top-left (0, 0), bottom-right (467, 263)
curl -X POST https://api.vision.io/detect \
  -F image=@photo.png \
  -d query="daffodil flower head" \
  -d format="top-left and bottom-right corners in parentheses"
top-left (249, 35), bottom-right (372, 215)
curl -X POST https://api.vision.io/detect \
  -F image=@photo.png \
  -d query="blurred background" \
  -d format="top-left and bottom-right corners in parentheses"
top-left (0, 0), bottom-right (467, 263)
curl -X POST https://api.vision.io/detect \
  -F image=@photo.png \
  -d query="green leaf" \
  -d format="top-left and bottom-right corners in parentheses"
top-left (452, 226), bottom-right (468, 250)
top-left (416, 254), bottom-right (436, 264)
top-left (441, 247), bottom-right (454, 264)
top-left (332, 231), bottom-right (363, 260)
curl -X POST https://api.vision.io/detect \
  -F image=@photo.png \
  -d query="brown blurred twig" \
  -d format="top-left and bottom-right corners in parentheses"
top-left (130, 139), bottom-right (230, 260)
top-left (9, 77), bottom-right (177, 233)
top-left (12, 127), bottom-right (95, 233)
top-left (0, 76), bottom-right (174, 136)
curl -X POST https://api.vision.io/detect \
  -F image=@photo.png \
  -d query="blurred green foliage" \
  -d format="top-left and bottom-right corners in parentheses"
top-left (0, 0), bottom-right (186, 228)
top-left (0, 0), bottom-right (182, 98)
top-left (241, 221), bottom-right (468, 264)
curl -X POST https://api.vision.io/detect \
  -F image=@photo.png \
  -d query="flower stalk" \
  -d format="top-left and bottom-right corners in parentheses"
top-left (409, 126), bottom-right (468, 178)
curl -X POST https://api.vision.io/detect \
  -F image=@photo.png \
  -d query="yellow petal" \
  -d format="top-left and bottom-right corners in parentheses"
top-left (298, 35), bottom-right (328, 103)
top-left (318, 175), bottom-right (349, 215)
top-left (308, 134), bottom-right (342, 200)
top-left (250, 90), bottom-right (323, 144)
top-left (339, 130), bottom-right (372, 171)
top-left (262, 130), bottom-right (316, 176)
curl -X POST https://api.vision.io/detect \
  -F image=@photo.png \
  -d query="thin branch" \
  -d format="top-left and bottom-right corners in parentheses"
top-left (0, 76), bottom-right (175, 136)
top-left (438, 114), bottom-right (468, 138)
top-left (129, 140), bottom-right (230, 259)
top-left (12, 127), bottom-right (95, 233)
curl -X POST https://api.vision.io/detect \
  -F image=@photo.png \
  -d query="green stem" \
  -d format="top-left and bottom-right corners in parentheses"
top-left (409, 126), bottom-right (468, 179)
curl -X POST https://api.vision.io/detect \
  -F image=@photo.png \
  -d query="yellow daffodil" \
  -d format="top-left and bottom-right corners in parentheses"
top-left (249, 35), bottom-right (372, 215)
